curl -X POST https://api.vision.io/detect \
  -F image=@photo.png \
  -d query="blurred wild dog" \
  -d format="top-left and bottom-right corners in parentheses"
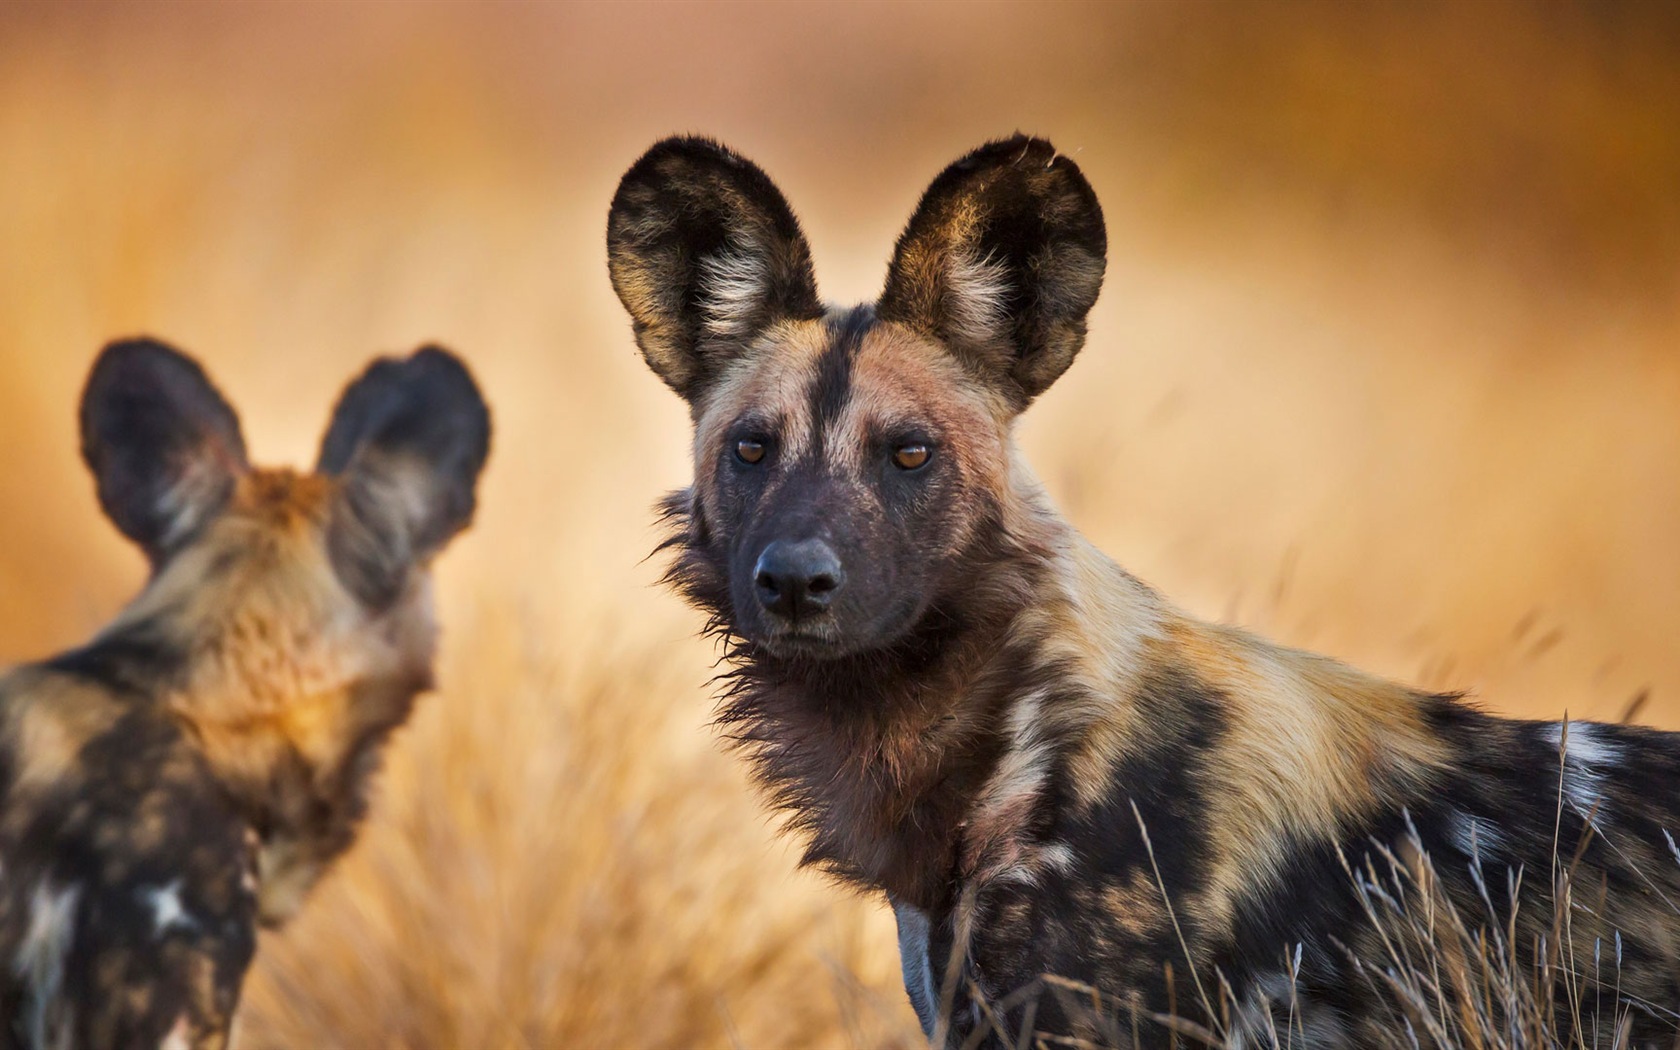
top-left (0, 340), bottom-right (490, 1048)
top-left (609, 136), bottom-right (1680, 1046)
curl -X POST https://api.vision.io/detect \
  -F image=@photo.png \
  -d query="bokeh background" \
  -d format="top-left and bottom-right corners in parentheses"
top-left (2, 2), bottom-right (1677, 1045)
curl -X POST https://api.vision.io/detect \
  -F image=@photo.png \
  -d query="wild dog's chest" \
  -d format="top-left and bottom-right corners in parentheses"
top-left (789, 701), bottom-right (1019, 913)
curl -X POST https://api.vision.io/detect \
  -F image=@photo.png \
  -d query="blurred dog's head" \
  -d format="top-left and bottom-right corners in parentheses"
top-left (80, 338), bottom-right (491, 919)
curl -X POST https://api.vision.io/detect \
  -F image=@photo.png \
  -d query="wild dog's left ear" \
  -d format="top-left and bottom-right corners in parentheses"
top-left (80, 338), bottom-right (250, 567)
top-left (878, 135), bottom-right (1106, 409)
top-left (317, 347), bottom-right (492, 608)
top-left (607, 136), bottom-right (823, 402)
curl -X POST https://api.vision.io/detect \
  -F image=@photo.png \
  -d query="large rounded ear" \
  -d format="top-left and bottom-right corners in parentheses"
top-left (878, 135), bottom-right (1106, 409)
top-left (607, 136), bottom-right (823, 402)
top-left (80, 338), bottom-right (249, 566)
top-left (317, 347), bottom-right (492, 608)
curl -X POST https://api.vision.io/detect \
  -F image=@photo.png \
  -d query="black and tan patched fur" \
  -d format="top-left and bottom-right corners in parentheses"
top-left (0, 339), bottom-right (490, 1049)
top-left (610, 135), bottom-right (1680, 1047)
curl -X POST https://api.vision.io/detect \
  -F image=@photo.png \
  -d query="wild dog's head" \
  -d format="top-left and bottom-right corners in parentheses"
top-left (609, 135), bottom-right (1105, 659)
top-left (79, 339), bottom-right (490, 916)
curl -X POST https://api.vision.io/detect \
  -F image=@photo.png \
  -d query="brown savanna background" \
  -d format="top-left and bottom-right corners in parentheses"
top-left (2, 2), bottom-right (1678, 1045)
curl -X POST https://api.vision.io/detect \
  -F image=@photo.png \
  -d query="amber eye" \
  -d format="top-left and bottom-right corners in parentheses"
top-left (735, 438), bottom-right (767, 465)
top-left (892, 443), bottom-right (931, 471)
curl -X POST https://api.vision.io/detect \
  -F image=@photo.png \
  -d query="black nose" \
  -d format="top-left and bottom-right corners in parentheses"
top-left (754, 539), bottom-right (844, 619)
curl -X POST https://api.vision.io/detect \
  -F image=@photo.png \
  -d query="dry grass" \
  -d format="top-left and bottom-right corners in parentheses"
top-left (0, 3), bottom-right (1677, 1046)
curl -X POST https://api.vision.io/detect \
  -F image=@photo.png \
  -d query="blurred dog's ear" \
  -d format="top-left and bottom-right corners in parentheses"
top-left (607, 136), bottom-right (823, 402)
top-left (80, 338), bottom-right (249, 566)
top-left (318, 347), bottom-right (491, 608)
top-left (878, 135), bottom-right (1106, 409)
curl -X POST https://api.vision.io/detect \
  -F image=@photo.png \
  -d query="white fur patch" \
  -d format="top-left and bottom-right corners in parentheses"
top-left (1541, 721), bottom-right (1620, 816)
top-left (1449, 810), bottom-right (1504, 860)
top-left (159, 1014), bottom-right (192, 1050)
top-left (142, 879), bottom-right (199, 937)
top-left (942, 248), bottom-right (1012, 347)
top-left (14, 881), bottom-right (82, 1050)
top-left (699, 247), bottom-right (770, 340)
top-left (153, 455), bottom-right (234, 551)
top-left (1039, 841), bottom-right (1076, 874)
top-left (967, 688), bottom-right (1057, 886)
top-left (241, 826), bottom-right (262, 896)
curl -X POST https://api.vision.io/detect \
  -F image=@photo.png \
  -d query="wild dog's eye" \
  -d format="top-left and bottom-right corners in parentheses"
top-left (892, 444), bottom-right (931, 471)
top-left (735, 438), bottom-right (767, 465)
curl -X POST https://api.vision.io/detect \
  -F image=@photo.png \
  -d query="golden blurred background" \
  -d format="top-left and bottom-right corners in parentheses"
top-left (1, 2), bottom-right (1677, 1045)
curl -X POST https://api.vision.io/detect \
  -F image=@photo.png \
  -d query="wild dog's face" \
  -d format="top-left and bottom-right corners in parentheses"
top-left (79, 340), bottom-right (491, 757)
top-left (609, 136), bottom-right (1105, 658)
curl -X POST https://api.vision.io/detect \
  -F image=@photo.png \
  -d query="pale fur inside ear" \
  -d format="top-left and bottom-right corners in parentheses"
top-left (151, 452), bottom-right (242, 551)
top-left (942, 247), bottom-right (1013, 348)
top-left (329, 451), bottom-right (440, 609)
top-left (699, 244), bottom-right (772, 342)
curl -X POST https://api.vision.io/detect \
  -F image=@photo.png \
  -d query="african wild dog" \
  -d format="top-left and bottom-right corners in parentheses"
top-left (0, 339), bottom-right (490, 1048)
top-left (608, 135), bottom-right (1680, 1046)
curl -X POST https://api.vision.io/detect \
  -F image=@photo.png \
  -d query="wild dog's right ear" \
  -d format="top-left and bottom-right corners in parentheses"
top-left (80, 338), bottom-right (249, 566)
top-left (879, 135), bottom-right (1106, 409)
top-left (607, 136), bottom-right (823, 401)
top-left (317, 347), bottom-right (491, 608)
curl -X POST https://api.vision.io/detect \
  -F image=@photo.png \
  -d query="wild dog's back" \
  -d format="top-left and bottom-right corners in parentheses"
top-left (958, 541), bottom-right (1680, 1042)
top-left (0, 666), bottom-right (256, 1048)
top-left (0, 339), bottom-right (490, 1048)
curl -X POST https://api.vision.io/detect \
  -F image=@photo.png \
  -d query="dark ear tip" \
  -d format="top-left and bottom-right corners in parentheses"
top-left (404, 346), bottom-right (493, 476)
top-left (93, 335), bottom-right (186, 364)
top-left (625, 134), bottom-right (743, 176)
top-left (407, 344), bottom-right (475, 384)
top-left (80, 337), bottom-right (236, 445)
top-left (317, 347), bottom-right (492, 480)
top-left (953, 133), bottom-right (1050, 169)
top-left (610, 134), bottom-right (753, 221)
top-left (84, 337), bottom-right (195, 396)
top-left (951, 134), bottom-right (1093, 186)
top-left (404, 345), bottom-right (490, 419)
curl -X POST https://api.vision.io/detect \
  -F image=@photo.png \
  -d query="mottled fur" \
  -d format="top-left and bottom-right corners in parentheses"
top-left (610, 135), bottom-right (1680, 1047)
top-left (0, 340), bottom-right (490, 1048)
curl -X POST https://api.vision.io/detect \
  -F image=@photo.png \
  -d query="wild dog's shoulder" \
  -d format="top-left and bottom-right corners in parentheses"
top-left (0, 665), bottom-right (145, 803)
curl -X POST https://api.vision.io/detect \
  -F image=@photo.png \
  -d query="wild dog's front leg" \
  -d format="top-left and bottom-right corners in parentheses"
top-left (955, 876), bottom-right (1201, 1050)
top-left (892, 895), bottom-right (990, 1048)
top-left (891, 896), bottom-right (940, 1038)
